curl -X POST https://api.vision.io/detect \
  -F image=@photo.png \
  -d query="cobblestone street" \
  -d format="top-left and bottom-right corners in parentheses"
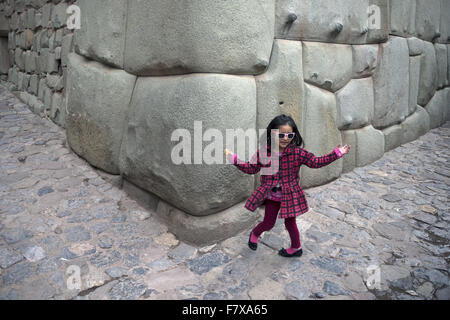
top-left (0, 83), bottom-right (449, 300)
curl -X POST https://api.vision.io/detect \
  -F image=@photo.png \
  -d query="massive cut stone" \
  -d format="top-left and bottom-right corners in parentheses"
top-left (341, 130), bottom-right (357, 174)
top-left (119, 73), bottom-right (256, 216)
top-left (425, 88), bottom-right (449, 129)
top-left (300, 83), bottom-right (342, 188)
top-left (65, 52), bottom-right (136, 174)
top-left (275, 0), bottom-right (388, 44)
top-left (302, 41), bottom-right (353, 92)
top-left (418, 41), bottom-right (437, 107)
top-left (255, 39), bottom-right (304, 135)
top-left (409, 55), bottom-right (421, 116)
top-left (155, 200), bottom-right (260, 246)
top-left (438, 0), bottom-right (450, 45)
top-left (382, 124), bottom-right (403, 153)
top-left (336, 78), bottom-right (374, 130)
top-left (354, 125), bottom-right (384, 167)
top-left (372, 36), bottom-right (409, 129)
top-left (123, 0), bottom-right (275, 76)
top-left (401, 105), bottom-right (430, 145)
top-left (352, 44), bottom-right (379, 78)
top-left (73, 0), bottom-right (127, 69)
top-left (435, 44), bottom-right (448, 88)
top-left (389, 0), bottom-right (416, 37)
top-left (407, 37), bottom-right (423, 56)
top-left (415, 0), bottom-right (441, 42)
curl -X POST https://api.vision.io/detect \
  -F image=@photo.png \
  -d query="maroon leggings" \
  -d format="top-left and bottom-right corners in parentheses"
top-left (252, 199), bottom-right (301, 248)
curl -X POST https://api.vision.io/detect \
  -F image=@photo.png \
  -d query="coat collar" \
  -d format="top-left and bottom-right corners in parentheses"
top-left (264, 142), bottom-right (295, 155)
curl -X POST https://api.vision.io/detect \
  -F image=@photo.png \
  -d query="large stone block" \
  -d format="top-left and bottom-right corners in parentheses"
top-left (341, 129), bottom-right (357, 174)
top-left (352, 44), bottom-right (379, 78)
top-left (438, 0), bottom-right (450, 44)
top-left (401, 105), bottom-right (430, 145)
top-left (302, 41), bottom-right (353, 92)
top-left (66, 52), bottom-right (136, 174)
top-left (372, 36), bottom-right (409, 129)
top-left (336, 77), bottom-right (374, 130)
top-left (155, 199), bottom-right (260, 246)
top-left (119, 73), bottom-right (257, 216)
top-left (435, 44), bottom-right (448, 88)
top-left (0, 37), bottom-right (9, 74)
top-left (425, 88), bottom-right (449, 129)
top-left (407, 37), bottom-right (423, 56)
top-left (255, 39), bottom-right (304, 135)
top-left (50, 92), bottom-right (65, 128)
top-left (415, 0), bottom-right (441, 42)
top-left (354, 125), bottom-right (384, 167)
top-left (382, 123), bottom-right (403, 152)
top-left (418, 41), bottom-right (437, 107)
top-left (389, 0), bottom-right (416, 37)
top-left (300, 83), bottom-right (342, 188)
top-left (74, 0), bottom-right (127, 69)
top-left (124, 0), bottom-right (275, 75)
top-left (409, 55), bottom-right (421, 116)
top-left (275, 0), bottom-right (389, 44)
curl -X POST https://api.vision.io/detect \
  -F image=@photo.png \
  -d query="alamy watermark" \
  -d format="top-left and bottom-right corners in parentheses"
top-left (66, 5), bottom-right (81, 30)
top-left (170, 121), bottom-right (280, 175)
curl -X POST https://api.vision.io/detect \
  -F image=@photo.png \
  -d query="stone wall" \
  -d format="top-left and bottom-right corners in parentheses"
top-left (0, 0), bottom-right (449, 245)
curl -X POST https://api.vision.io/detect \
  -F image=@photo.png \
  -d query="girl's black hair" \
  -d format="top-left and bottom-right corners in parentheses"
top-left (265, 114), bottom-right (303, 150)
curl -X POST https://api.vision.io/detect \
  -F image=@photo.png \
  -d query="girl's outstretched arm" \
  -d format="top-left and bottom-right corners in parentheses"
top-left (224, 149), bottom-right (261, 175)
top-left (300, 146), bottom-right (344, 168)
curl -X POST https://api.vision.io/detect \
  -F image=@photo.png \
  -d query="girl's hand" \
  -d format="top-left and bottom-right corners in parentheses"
top-left (337, 144), bottom-right (351, 155)
top-left (224, 148), bottom-right (232, 156)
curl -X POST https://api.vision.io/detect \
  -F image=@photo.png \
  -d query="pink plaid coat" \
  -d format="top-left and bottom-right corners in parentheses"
top-left (231, 143), bottom-right (342, 219)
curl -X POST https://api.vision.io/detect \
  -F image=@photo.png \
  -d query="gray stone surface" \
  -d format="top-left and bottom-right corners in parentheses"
top-left (418, 42), bottom-right (438, 107)
top-left (66, 52), bottom-right (136, 174)
top-left (300, 83), bottom-right (342, 188)
top-left (187, 251), bottom-right (230, 275)
top-left (275, 0), bottom-right (388, 44)
top-left (119, 73), bottom-right (257, 216)
top-left (372, 36), bottom-right (410, 129)
top-left (336, 78), bottom-right (374, 130)
top-left (145, 0), bottom-right (273, 74)
top-left (302, 41), bottom-right (353, 92)
top-left (73, 0), bottom-right (127, 69)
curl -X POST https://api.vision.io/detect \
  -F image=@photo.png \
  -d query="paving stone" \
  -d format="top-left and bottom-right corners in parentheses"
top-left (36, 257), bottom-right (62, 274)
top-left (23, 245), bottom-right (46, 262)
top-left (2, 261), bottom-right (34, 285)
top-left (309, 256), bottom-right (348, 274)
top-left (98, 236), bottom-right (114, 249)
top-left (37, 186), bottom-right (54, 196)
top-left (105, 267), bottom-right (128, 278)
top-left (146, 258), bottom-right (175, 271)
top-left (0, 247), bottom-right (23, 268)
top-left (285, 281), bottom-right (312, 300)
top-left (203, 291), bottom-right (228, 300)
top-left (323, 280), bottom-right (351, 296)
top-left (168, 243), bottom-right (198, 262)
top-left (64, 225), bottom-right (91, 242)
top-left (90, 250), bottom-right (122, 268)
top-left (187, 251), bottom-right (230, 275)
top-left (1, 228), bottom-right (34, 244)
top-left (109, 279), bottom-right (147, 300)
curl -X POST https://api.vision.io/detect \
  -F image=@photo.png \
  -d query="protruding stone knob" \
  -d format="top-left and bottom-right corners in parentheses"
top-left (287, 13), bottom-right (297, 24)
top-left (334, 22), bottom-right (343, 33)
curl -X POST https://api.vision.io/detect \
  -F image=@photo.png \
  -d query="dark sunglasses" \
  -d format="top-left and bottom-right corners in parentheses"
top-left (277, 132), bottom-right (295, 139)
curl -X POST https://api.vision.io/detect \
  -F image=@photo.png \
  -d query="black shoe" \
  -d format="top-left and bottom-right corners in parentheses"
top-left (248, 232), bottom-right (257, 251)
top-left (278, 247), bottom-right (303, 257)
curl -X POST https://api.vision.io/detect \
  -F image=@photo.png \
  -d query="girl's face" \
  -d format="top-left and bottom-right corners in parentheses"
top-left (272, 124), bottom-right (294, 148)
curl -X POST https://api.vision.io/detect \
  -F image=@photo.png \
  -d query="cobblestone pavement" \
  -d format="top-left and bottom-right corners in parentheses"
top-left (0, 83), bottom-right (449, 300)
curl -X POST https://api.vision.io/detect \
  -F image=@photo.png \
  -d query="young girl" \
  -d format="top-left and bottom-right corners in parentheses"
top-left (224, 114), bottom-right (350, 257)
